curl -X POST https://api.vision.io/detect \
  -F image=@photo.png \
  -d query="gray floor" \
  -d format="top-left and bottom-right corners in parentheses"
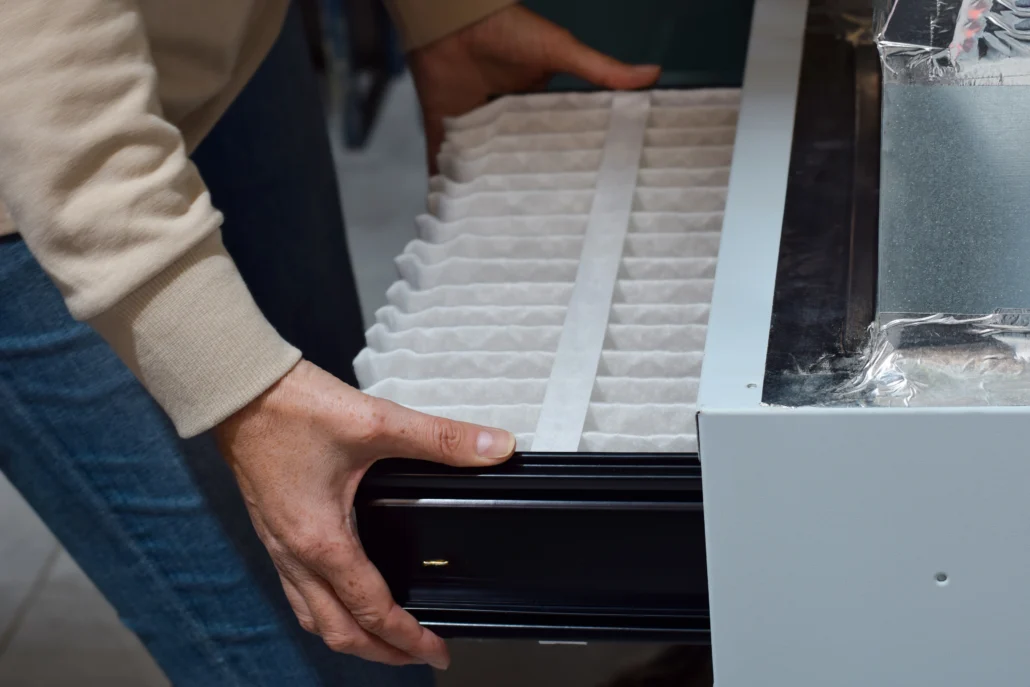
top-left (0, 75), bottom-right (679, 686)
top-left (331, 75), bottom-right (427, 327)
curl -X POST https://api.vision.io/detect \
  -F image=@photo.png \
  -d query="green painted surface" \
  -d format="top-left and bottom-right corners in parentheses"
top-left (524, 0), bottom-right (755, 90)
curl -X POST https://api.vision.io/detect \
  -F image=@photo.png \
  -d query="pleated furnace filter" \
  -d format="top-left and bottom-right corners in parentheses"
top-left (353, 89), bottom-right (739, 453)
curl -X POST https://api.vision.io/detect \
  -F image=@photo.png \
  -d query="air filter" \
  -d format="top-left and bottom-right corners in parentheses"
top-left (353, 89), bottom-right (739, 453)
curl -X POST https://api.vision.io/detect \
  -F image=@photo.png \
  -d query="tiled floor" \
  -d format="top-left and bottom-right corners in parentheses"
top-left (0, 479), bottom-right (168, 686)
top-left (0, 473), bottom-right (58, 645)
top-left (0, 75), bottom-right (699, 686)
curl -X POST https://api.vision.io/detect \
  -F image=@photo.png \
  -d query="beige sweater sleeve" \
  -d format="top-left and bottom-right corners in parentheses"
top-left (0, 0), bottom-right (300, 437)
top-left (384, 0), bottom-right (519, 50)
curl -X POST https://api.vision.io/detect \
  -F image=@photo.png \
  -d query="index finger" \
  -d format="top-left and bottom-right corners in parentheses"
top-left (316, 537), bottom-right (451, 670)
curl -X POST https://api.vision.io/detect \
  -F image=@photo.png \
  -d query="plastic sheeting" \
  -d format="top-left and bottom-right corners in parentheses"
top-left (876, 0), bottom-right (1030, 84)
top-left (831, 312), bottom-right (1030, 407)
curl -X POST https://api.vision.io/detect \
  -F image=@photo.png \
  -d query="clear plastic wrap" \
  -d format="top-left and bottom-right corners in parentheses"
top-left (834, 313), bottom-right (1030, 407)
top-left (876, 0), bottom-right (1030, 84)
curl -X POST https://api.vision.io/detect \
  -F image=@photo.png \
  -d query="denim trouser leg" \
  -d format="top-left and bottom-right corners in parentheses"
top-left (0, 6), bottom-right (431, 687)
top-left (0, 240), bottom-right (431, 686)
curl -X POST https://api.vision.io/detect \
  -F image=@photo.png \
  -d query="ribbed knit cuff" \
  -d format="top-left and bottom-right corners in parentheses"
top-left (0, 200), bottom-right (14, 237)
top-left (89, 232), bottom-right (301, 438)
top-left (384, 0), bottom-right (518, 51)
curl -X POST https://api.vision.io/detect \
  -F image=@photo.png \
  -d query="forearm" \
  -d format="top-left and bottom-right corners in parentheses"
top-left (0, 0), bottom-right (299, 437)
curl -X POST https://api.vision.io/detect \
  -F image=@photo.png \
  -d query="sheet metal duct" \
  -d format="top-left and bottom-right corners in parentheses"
top-left (876, 0), bottom-right (1030, 319)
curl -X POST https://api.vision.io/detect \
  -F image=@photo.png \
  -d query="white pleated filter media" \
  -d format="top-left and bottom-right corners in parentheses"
top-left (354, 88), bottom-right (739, 453)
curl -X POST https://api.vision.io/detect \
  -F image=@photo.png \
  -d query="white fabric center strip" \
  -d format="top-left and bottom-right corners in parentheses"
top-left (530, 91), bottom-right (651, 452)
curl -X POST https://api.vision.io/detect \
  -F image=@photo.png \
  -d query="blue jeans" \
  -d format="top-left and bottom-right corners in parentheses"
top-left (0, 6), bottom-right (431, 687)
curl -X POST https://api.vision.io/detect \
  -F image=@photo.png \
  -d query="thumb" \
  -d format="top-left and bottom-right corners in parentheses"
top-left (544, 29), bottom-right (660, 90)
top-left (372, 399), bottom-right (516, 467)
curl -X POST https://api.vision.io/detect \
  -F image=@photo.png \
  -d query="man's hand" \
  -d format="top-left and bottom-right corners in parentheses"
top-left (214, 360), bottom-right (515, 669)
top-left (409, 4), bottom-right (661, 172)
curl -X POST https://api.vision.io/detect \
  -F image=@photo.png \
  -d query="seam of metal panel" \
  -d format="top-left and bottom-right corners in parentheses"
top-left (697, 0), bottom-right (809, 412)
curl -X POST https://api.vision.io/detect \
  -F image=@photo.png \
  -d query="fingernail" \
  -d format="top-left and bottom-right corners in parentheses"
top-left (476, 429), bottom-right (515, 460)
top-left (635, 64), bottom-right (661, 72)
top-left (429, 657), bottom-right (450, 671)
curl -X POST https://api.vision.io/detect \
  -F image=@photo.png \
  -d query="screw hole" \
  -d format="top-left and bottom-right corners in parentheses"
top-left (746, 383), bottom-right (757, 389)
top-left (935, 572), bottom-right (949, 585)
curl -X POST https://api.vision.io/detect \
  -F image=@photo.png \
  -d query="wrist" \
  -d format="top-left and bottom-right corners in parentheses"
top-left (215, 358), bottom-right (307, 445)
top-left (385, 0), bottom-right (518, 52)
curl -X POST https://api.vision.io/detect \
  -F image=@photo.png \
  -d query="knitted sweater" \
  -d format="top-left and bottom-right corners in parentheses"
top-left (0, 0), bottom-right (515, 436)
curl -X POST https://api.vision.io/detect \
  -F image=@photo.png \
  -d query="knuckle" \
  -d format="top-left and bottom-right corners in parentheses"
top-left (293, 532), bottom-right (339, 567)
top-left (428, 418), bottom-right (465, 455)
top-left (266, 541), bottom-right (293, 567)
top-left (354, 405), bottom-right (388, 444)
top-left (296, 615), bottom-right (318, 635)
top-left (322, 632), bottom-right (359, 654)
top-left (291, 535), bottom-right (321, 562)
top-left (350, 606), bottom-right (388, 635)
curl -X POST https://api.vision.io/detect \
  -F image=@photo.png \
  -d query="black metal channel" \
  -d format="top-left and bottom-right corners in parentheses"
top-left (762, 7), bottom-right (880, 406)
top-left (412, 607), bottom-right (712, 643)
top-left (361, 452), bottom-right (702, 495)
